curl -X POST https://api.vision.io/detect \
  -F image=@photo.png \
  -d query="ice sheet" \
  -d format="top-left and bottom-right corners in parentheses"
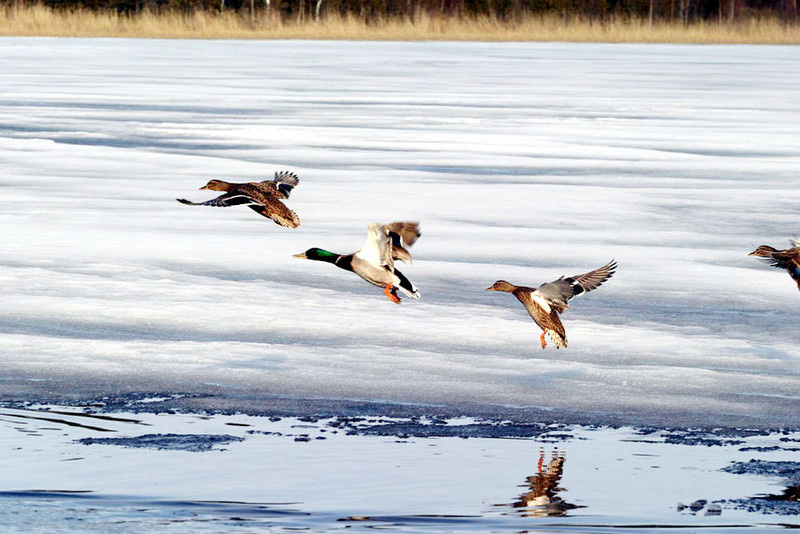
top-left (1, 39), bottom-right (799, 427)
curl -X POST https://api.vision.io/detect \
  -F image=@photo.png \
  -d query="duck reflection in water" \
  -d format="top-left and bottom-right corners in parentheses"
top-left (505, 448), bottom-right (583, 517)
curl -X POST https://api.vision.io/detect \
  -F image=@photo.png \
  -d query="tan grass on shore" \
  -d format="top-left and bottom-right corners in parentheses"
top-left (1, 4), bottom-right (799, 43)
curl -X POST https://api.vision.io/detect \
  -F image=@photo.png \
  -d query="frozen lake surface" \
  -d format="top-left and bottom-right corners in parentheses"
top-left (1, 38), bottom-right (799, 430)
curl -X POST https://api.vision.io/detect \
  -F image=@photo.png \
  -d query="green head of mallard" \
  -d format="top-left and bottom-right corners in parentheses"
top-left (294, 248), bottom-right (338, 263)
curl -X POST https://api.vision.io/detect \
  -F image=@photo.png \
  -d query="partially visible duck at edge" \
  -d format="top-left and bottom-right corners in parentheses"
top-left (487, 261), bottom-right (617, 349)
top-left (749, 239), bottom-right (800, 291)
top-left (177, 171), bottom-right (301, 228)
top-left (294, 222), bottom-right (421, 304)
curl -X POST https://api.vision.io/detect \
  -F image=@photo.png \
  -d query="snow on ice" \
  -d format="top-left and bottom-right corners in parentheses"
top-left (1, 39), bottom-right (799, 427)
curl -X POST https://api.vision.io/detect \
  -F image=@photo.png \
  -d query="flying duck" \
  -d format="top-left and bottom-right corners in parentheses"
top-left (487, 261), bottom-right (617, 349)
top-left (749, 239), bottom-right (800, 290)
top-left (294, 222), bottom-right (421, 304)
top-left (177, 171), bottom-right (300, 228)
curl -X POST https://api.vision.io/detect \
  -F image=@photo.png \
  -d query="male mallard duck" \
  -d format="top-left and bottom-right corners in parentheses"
top-left (749, 239), bottom-right (800, 290)
top-left (487, 261), bottom-right (617, 349)
top-left (294, 222), bottom-right (421, 304)
top-left (177, 171), bottom-right (300, 228)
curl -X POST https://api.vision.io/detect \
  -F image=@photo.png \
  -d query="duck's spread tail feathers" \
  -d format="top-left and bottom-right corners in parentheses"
top-left (394, 268), bottom-right (421, 299)
top-left (277, 209), bottom-right (302, 229)
top-left (249, 205), bottom-right (301, 229)
top-left (273, 171), bottom-right (299, 198)
top-left (546, 329), bottom-right (568, 349)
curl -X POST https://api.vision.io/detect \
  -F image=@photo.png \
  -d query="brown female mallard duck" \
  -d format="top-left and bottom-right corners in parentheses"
top-left (294, 222), bottom-right (421, 304)
top-left (177, 171), bottom-right (300, 228)
top-left (487, 261), bottom-right (617, 349)
top-left (749, 239), bottom-right (800, 290)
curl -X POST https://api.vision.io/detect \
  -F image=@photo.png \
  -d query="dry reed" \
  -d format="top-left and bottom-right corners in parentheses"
top-left (1, 4), bottom-right (799, 42)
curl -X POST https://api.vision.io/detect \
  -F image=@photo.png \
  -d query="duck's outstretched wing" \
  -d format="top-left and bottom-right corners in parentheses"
top-left (757, 249), bottom-right (794, 270)
top-left (353, 221), bottom-right (421, 268)
top-left (176, 193), bottom-right (256, 207)
top-left (534, 261), bottom-right (617, 313)
top-left (250, 171), bottom-right (299, 199)
top-left (531, 282), bottom-right (572, 314)
top-left (385, 221), bottom-right (420, 264)
top-left (354, 223), bottom-right (392, 268)
top-left (761, 249), bottom-right (800, 288)
top-left (569, 260), bottom-right (617, 296)
top-left (271, 171), bottom-right (299, 199)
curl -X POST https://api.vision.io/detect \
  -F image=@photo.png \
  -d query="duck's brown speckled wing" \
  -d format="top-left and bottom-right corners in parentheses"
top-left (514, 288), bottom-right (568, 348)
top-left (761, 248), bottom-right (800, 290)
top-left (235, 183), bottom-right (278, 204)
top-left (231, 182), bottom-right (300, 228)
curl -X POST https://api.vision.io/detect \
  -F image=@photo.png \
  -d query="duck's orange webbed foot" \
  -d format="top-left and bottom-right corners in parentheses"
top-left (384, 283), bottom-right (401, 304)
top-left (540, 332), bottom-right (547, 349)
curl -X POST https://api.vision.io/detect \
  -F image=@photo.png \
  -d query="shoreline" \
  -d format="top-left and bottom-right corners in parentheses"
top-left (2, 384), bottom-right (798, 434)
top-left (2, 8), bottom-right (799, 43)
